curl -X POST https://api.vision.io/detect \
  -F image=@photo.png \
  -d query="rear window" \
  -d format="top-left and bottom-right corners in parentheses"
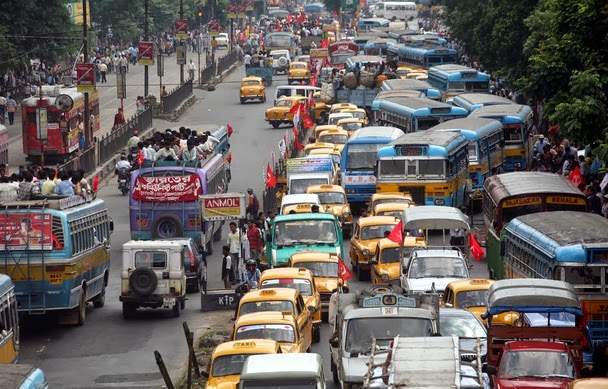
top-left (135, 251), bottom-right (167, 268)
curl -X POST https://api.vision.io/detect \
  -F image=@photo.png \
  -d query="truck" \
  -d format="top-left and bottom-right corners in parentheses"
top-left (245, 66), bottom-right (273, 86)
top-left (329, 284), bottom-right (440, 388)
top-left (483, 279), bottom-right (585, 388)
top-left (336, 88), bottom-right (380, 110)
top-left (300, 35), bottom-right (324, 54)
top-left (286, 155), bottom-right (338, 194)
top-left (363, 335), bottom-right (486, 388)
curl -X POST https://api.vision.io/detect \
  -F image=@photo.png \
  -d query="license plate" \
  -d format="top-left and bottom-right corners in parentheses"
top-left (382, 307), bottom-right (397, 315)
top-left (163, 298), bottom-right (176, 307)
top-left (120, 179), bottom-right (127, 183)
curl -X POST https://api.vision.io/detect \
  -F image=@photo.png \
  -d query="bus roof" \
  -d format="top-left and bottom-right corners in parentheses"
top-left (375, 90), bottom-right (426, 100)
top-left (0, 364), bottom-right (46, 388)
top-left (0, 193), bottom-right (101, 211)
top-left (403, 205), bottom-right (469, 231)
top-left (468, 103), bottom-right (532, 119)
top-left (430, 118), bottom-right (503, 138)
top-left (346, 55), bottom-right (384, 64)
top-left (381, 78), bottom-right (434, 91)
top-left (350, 126), bottom-right (405, 140)
top-left (507, 211), bottom-right (608, 248)
top-left (452, 93), bottom-right (514, 106)
top-left (0, 274), bottom-right (14, 296)
top-left (429, 64), bottom-right (484, 74)
top-left (381, 96), bottom-right (455, 110)
top-left (483, 172), bottom-right (585, 205)
top-left (389, 130), bottom-right (466, 149)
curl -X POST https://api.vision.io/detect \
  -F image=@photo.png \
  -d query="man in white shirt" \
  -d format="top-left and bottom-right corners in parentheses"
top-left (222, 245), bottom-right (233, 288)
top-left (227, 222), bottom-right (241, 282)
top-left (154, 141), bottom-right (178, 161)
top-left (244, 53), bottom-right (252, 68)
top-left (126, 131), bottom-right (140, 150)
top-left (188, 60), bottom-right (197, 80)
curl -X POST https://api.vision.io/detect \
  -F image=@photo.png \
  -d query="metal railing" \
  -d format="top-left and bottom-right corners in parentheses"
top-left (161, 79), bottom-right (193, 113)
top-left (200, 64), bottom-right (216, 85)
top-left (99, 106), bottom-right (153, 162)
top-left (217, 50), bottom-right (238, 75)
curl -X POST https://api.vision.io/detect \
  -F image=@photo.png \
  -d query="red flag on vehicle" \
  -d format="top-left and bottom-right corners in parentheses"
top-left (92, 174), bottom-right (99, 192)
top-left (227, 123), bottom-right (233, 137)
top-left (303, 112), bottom-right (315, 129)
top-left (287, 14), bottom-right (293, 24)
top-left (320, 39), bottom-right (328, 48)
top-left (294, 137), bottom-right (304, 151)
top-left (338, 257), bottom-right (354, 282)
top-left (266, 164), bottom-right (277, 188)
top-left (292, 125), bottom-right (299, 138)
top-left (568, 166), bottom-right (584, 187)
top-left (470, 233), bottom-right (484, 262)
top-left (137, 149), bottom-right (144, 166)
top-left (387, 220), bottom-right (403, 244)
top-left (227, 152), bottom-right (232, 163)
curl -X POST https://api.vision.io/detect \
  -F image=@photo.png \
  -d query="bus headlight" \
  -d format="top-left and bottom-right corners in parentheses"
top-left (381, 274), bottom-right (389, 282)
top-left (434, 199), bottom-right (445, 205)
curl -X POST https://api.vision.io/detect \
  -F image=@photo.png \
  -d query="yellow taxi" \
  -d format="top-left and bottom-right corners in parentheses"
top-left (239, 76), bottom-right (266, 104)
top-left (396, 66), bottom-right (413, 79)
top-left (204, 340), bottom-right (282, 389)
top-left (313, 124), bottom-right (340, 140)
top-left (287, 252), bottom-right (348, 315)
top-left (569, 379), bottom-right (608, 389)
top-left (281, 203), bottom-right (316, 214)
top-left (265, 96), bottom-right (308, 129)
top-left (336, 117), bottom-right (365, 135)
top-left (317, 129), bottom-right (349, 153)
top-left (235, 288), bottom-right (313, 329)
top-left (287, 61), bottom-right (311, 84)
top-left (306, 184), bottom-right (352, 237)
top-left (370, 192), bottom-right (414, 215)
top-left (372, 202), bottom-right (414, 218)
top-left (259, 267), bottom-right (322, 342)
top-left (329, 102), bottom-right (358, 114)
top-left (371, 237), bottom-right (426, 285)
top-left (311, 100), bottom-right (331, 125)
top-left (350, 216), bottom-right (400, 281)
top-left (442, 279), bottom-right (518, 326)
top-left (342, 108), bottom-right (369, 126)
top-left (304, 141), bottom-right (337, 156)
top-left (232, 311), bottom-right (310, 353)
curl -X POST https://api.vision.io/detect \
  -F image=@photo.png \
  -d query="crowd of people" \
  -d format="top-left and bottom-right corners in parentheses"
top-left (0, 165), bottom-right (91, 201)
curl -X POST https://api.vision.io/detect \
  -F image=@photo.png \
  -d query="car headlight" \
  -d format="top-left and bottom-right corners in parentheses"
top-left (343, 212), bottom-right (350, 219)
top-left (362, 249), bottom-right (370, 258)
top-left (380, 274), bottom-right (389, 282)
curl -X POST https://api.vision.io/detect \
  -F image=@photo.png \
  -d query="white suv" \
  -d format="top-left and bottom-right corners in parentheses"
top-left (120, 240), bottom-right (187, 319)
top-left (270, 50), bottom-right (291, 75)
top-left (400, 247), bottom-right (470, 294)
top-left (216, 33), bottom-right (229, 48)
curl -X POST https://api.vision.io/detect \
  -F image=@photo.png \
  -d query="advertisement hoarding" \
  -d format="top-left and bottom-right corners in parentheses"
top-left (132, 175), bottom-right (202, 202)
top-left (200, 193), bottom-right (246, 221)
top-left (0, 214), bottom-right (54, 251)
top-left (138, 41), bottom-right (155, 66)
top-left (75, 63), bottom-right (95, 93)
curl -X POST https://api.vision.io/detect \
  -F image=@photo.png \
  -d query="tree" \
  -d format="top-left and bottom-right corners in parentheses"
top-left (323, 0), bottom-right (341, 13)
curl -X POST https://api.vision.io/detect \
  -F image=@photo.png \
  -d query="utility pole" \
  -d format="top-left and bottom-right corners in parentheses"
top-left (144, 0), bottom-right (149, 97)
top-left (180, 0), bottom-right (184, 84)
top-left (82, 0), bottom-right (91, 148)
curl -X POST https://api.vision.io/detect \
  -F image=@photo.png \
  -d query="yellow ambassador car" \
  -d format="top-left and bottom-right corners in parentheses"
top-left (371, 237), bottom-right (426, 285)
top-left (370, 192), bottom-right (414, 215)
top-left (313, 124), bottom-right (339, 140)
top-left (342, 108), bottom-right (369, 126)
top-left (329, 103), bottom-right (358, 114)
top-left (306, 184), bottom-right (353, 237)
top-left (336, 117), bottom-right (365, 136)
top-left (287, 61), bottom-right (311, 84)
top-left (318, 129), bottom-right (349, 153)
top-left (304, 141), bottom-right (337, 156)
top-left (232, 311), bottom-right (310, 353)
top-left (204, 340), bottom-right (282, 389)
top-left (350, 216), bottom-right (400, 281)
top-left (265, 96), bottom-right (308, 128)
top-left (239, 76), bottom-right (266, 104)
top-left (288, 252), bottom-right (348, 317)
top-left (373, 202), bottom-right (414, 218)
top-left (259, 268), bottom-right (322, 342)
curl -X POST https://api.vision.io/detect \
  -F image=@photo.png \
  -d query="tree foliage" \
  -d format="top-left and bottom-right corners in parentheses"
top-left (323, 0), bottom-right (341, 13)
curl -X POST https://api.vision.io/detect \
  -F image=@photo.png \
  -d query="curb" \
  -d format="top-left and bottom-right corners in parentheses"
top-left (197, 61), bottom-right (241, 91)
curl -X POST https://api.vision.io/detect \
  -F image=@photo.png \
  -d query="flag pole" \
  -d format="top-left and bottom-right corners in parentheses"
top-left (399, 209), bottom-right (405, 269)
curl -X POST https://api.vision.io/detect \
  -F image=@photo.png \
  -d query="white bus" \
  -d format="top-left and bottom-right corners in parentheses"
top-left (374, 1), bottom-right (418, 21)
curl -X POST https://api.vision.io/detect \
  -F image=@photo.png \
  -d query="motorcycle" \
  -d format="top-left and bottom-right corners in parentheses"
top-left (116, 167), bottom-right (131, 195)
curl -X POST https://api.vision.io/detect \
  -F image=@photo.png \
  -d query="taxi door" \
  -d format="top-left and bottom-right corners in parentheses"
top-left (295, 294), bottom-right (313, 351)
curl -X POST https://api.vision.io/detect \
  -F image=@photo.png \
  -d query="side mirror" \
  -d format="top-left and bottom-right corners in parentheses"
top-left (330, 339), bottom-right (339, 348)
top-left (371, 259), bottom-right (378, 265)
top-left (483, 365), bottom-right (497, 376)
top-left (307, 305), bottom-right (316, 314)
top-left (445, 302), bottom-right (453, 308)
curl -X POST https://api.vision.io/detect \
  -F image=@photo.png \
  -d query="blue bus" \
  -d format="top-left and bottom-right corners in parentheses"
top-left (129, 157), bottom-right (228, 255)
top-left (427, 65), bottom-right (490, 100)
top-left (387, 33), bottom-right (448, 46)
top-left (304, 2), bottom-right (327, 15)
top-left (386, 44), bottom-right (458, 71)
top-left (0, 194), bottom-right (112, 326)
top-left (371, 90), bottom-right (425, 123)
top-left (501, 211), bottom-right (608, 371)
top-left (375, 96), bottom-right (469, 132)
top-left (363, 38), bottom-right (396, 56)
top-left (469, 104), bottom-right (533, 172)
top-left (0, 274), bottom-right (18, 363)
top-left (376, 129), bottom-right (469, 206)
top-left (356, 18), bottom-right (390, 30)
top-left (0, 364), bottom-right (48, 388)
top-left (451, 93), bottom-right (514, 113)
top-left (432, 118), bottom-right (505, 190)
top-left (379, 79), bottom-right (442, 100)
top-left (340, 126), bottom-right (405, 203)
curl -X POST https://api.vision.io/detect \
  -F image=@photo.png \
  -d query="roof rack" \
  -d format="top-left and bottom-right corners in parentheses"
top-left (0, 193), bottom-right (95, 211)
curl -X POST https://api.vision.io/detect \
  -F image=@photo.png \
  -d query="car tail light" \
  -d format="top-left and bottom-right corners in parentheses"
top-left (189, 250), bottom-right (196, 270)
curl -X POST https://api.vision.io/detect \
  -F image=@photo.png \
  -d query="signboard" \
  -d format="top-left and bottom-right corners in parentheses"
top-left (227, 2), bottom-right (238, 19)
top-left (116, 68), bottom-right (126, 99)
top-left (75, 63), bottom-right (95, 93)
top-left (132, 175), bottom-right (202, 202)
top-left (176, 43), bottom-right (187, 65)
top-left (502, 196), bottom-right (542, 208)
top-left (546, 196), bottom-right (586, 206)
top-left (201, 289), bottom-right (238, 311)
top-left (310, 48), bottom-right (328, 58)
top-left (175, 18), bottom-right (189, 40)
top-left (36, 107), bottom-right (48, 140)
top-left (0, 214), bottom-right (54, 251)
top-left (343, 174), bottom-right (376, 185)
top-left (341, 0), bottom-right (355, 9)
top-left (200, 193), bottom-right (246, 221)
top-left (66, 1), bottom-right (91, 26)
top-left (237, 3), bottom-right (247, 18)
top-left (286, 157), bottom-right (333, 173)
top-left (361, 293), bottom-right (417, 308)
top-left (245, 0), bottom-right (254, 11)
top-left (137, 41), bottom-right (155, 66)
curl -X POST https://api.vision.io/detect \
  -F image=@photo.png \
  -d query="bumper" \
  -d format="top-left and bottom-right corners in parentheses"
top-left (341, 222), bottom-right (353, 232)
top-left (186, 273), bottom-right (199, 289)
top-left (119, 294), bottom-right (184, 308)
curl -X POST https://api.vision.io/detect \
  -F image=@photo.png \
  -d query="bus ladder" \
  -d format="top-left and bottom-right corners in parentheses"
top-left (2, 203), bottom-right (48, 315)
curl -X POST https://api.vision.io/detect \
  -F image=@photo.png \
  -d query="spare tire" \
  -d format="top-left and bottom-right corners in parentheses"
top-left (359, 284), bottom-right (404, 296)
top-left (129, 268), bottom-right (158, 296)
top-left (278, 57), bottom-right (288, 67)
top-left (151, 214), bottom-right (183, 239)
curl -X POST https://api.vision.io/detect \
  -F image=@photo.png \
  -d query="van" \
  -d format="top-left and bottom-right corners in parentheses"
top-left (274, 85), bottom-right (321, 105)
top-left (239, 353), bottom-right (326, 388)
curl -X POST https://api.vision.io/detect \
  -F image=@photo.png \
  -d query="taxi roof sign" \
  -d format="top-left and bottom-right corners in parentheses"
top-left (260, 290), bottom-right (276, 295)
top-left (320, 185), bottom-right (334, 189)
top-left (470, 279), bottom-right (490, 285)
top-left (234, 341), bottom-right (256, 348)
top-left (361, 293), bottom-right (417, 308)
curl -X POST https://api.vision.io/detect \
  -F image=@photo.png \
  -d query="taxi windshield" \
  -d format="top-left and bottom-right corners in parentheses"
top-left (456, 290), bottom-right (488, 308)
top-left (340, 122), bottom-right (362, 131)
top-left (292, 64), bottom-right (307, 69)
top-left (408, 257), bottom-right (468, 278)
top-left (212, 354), bottom-right (256, 377)
top-left (319, 134), bottom-right (348, 144)
top-left (316, 192), bottom-right (345, 204)
top-left (377, 210), bottom-right (402, 217)
top-left (380, 247), bottom-right (415, 264)
top-left (243, 80), bottom-right (261, 86)
top-left (294, 261), bottom-right (338, 278)
top-left (361, 224), bottom-right (397, 240)
top-left (439, 315), bottom-right (487, 338)
top-left (240, 300), bottom-right (295, 316)
top-left (374, 198), bottom-right (412, 208)
top-left (276, 99), bottom-right (293, 107)
top-left (274, 220), bottom-right (338, 245)
top-left (236, 324), bottom-right (296, 343)
top-left (345, 318), bottom-right (433, 353)
top-left (261, 278), bottom-right (313, 296)
top-left (347, 111), bottom-right (366, 119)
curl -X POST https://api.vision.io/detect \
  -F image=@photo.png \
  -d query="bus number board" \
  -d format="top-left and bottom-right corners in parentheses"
top-left (546, 196), bottom-right (586, 205)
top-left (397, 146), bottom-right (423, 156)
top-left (502, 196), bottom-right (542, 208)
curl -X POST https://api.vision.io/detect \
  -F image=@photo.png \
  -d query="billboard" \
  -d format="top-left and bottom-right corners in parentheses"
top-left (137, 41), bottom-right (155, 66)
top-left (132, 175), bottom-right (202, 202)
top-left (200, 193), bottom-right (246, 221)
top-left (0, 214), bottom-right (54, 251)
top-left (66, 1), bottom-right (91, 26)
top-left (75, 63), bottom-right (95, 93)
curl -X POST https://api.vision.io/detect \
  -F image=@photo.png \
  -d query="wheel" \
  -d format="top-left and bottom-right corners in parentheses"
top-left (331, 360), bottom-right (339, 384)
top-left (92, 285), bottom-right (105, 308)
top-left (151, 214), bottom-right (183, 239)
top-left (122, 302), bottom-right (136, 319)
top-left (313, 327), bottom-right (321, 343)
top-left (240, 98), bottom-right (245, 104)
top-left (172, 300), bottom-right (181, 317)
top-left (129, 267), bottom-right (158, 296)
top-left (121, 187), bottom-right (128, 195)
top-left (180, 298), bottom-right (186, 310)
top-left (77, 289), bottom-right (87, 326)
top-left (271, 122), bottom-right (280, 129)
top-left (357, 265), bottom-right (366, 281)
top-left (261, 95), bottom-right (266, 103)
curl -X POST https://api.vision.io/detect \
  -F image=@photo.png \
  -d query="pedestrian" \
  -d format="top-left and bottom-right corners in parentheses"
top-left (99, 61), bottom-right (108, 83)
top-left (587, 186), bottom-right (602, 215)
top-left (244, 52), bottom-right (252, 68)
top-left (211, 36), bottom-right (218, 53)
top-left (0, 94), bottom-right (6, 124)
top-left (246, 188), bottom-right (259, 221)
top-left (6, 96), bottom-right (16, 125)
top-left (126, 130), bottom-right (140, 150)
top-left (227, 222), bottom-right (241, 283)
top-left (136, 96), bottom-right (145, 113)
top-left (221, 245), bottom-right (232, 289)
top-left (188, 59), bottom-right (197, 80)
top-left (113, 108), bottom-right (125, 130)
top-left (246, 220), bottom-right (263, 265)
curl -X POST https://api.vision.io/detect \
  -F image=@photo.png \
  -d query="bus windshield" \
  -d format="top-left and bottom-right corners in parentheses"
top-left (345, 143), bottom-right (384, 170)
top-left (274, 219), bottom-right (338, 245)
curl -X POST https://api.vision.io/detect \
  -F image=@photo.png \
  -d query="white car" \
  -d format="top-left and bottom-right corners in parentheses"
top-left (270, 49), bottom-right (291, 75)
top-left (400, 247), bottom-right (470, 294)
top-left (215, 33), bottom-right (229, 48)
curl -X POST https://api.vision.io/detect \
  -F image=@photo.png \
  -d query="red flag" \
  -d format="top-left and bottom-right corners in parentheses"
top-left (303, 112), bottom-right (315, 129)
top-left (320, 39), bottom-right (328, 48)
top-left (287, 14), bottom-right (293, 24)
top-left (568, 166), bottom-right (584, 187)
top-left (292, 125), bottom-right (299, 138)
top-left (294, 137), bottom-right (304, 151)
top-left (289, 102), bottom-right (302, 115)
top-left (276, 23), bottom-right (282, 32)
top-left (387, 220), bottom-right (403, 244)
top-left (137, 150), bottom-right (144, 166)
top-left (470, 233), bottom-right (484, 262)
top-left (92, 174), bottom-right (99, 192)
top-left (227, 152), bottom-right (232, 163)
top-left (338, 258), bottom-right (354, 282)
top-left (297, 12), bottom-right (306, 25)
top-left (266, 164), bottom-right (277, 188)
top-left (54, 169), bottom-right (59, 180)
top-left (227, 123), bottom-right (233, 137)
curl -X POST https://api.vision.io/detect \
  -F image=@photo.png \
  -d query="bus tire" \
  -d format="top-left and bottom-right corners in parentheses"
top-left (92, 285), bottom-right (106, 308)
top-left (129, 268), bottom-right (158, 296)
top-left (77, 288), bottom-right (87, 326)
top-left (151, 214), bottom-right (183, 239)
